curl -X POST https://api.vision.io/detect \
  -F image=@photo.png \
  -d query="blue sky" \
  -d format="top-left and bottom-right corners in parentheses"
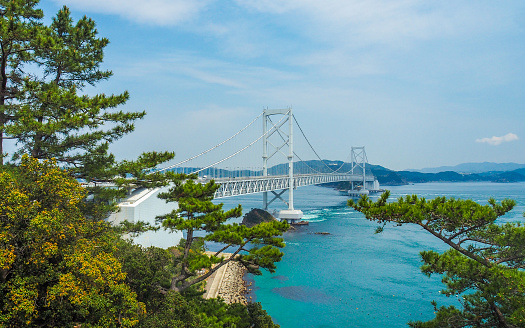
top-left (36, 0), bottom-right (525, 170)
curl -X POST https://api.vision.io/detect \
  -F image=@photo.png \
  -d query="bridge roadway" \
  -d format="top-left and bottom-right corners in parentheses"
top-left (205, 173), bottom-right (375, 199)
top-left (85, 173), bottom-right (377, 204)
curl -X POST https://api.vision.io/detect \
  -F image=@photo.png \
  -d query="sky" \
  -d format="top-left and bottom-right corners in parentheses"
top-left (33, 0), bottom-right (525, 170)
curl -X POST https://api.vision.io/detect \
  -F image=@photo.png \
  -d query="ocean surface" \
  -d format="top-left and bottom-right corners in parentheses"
top-left (216, 182), bottom-right (525, 328)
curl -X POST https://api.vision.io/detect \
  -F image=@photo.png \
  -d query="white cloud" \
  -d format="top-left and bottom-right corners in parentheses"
top-left (55, 0), bottom-right (211, 25)
top-left (476, 133), bottom-right (519, 146)
top-left (112, 52), bottom-right (302, 91)
top-left (234, 0), bottom-right (510, 47)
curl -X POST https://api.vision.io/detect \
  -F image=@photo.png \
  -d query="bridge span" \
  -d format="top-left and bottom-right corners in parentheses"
top-left (210, 173), bottom-right (378, 199)
top-left (111, 107), bottom-right (380, 225)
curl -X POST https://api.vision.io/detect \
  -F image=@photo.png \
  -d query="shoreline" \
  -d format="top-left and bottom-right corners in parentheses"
top-left (244, 273), bottom-right (257, 303)
top-left (204, 259), bottom-right (251, 305)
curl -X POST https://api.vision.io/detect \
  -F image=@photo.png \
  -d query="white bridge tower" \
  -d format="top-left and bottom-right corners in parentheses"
top-left (262, 108), bottom-right (303, 222)
top-left (350, 146), bottom-right (369, 194)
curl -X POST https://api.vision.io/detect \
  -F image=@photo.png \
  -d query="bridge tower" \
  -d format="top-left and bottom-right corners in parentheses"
top-left (351, 146), bottom-right (368, 192)
top-left (262, 108), bottom-right (303, 223)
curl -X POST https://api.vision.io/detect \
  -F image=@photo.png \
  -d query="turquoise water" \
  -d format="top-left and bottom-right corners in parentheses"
top-left (217, 182), bottom-right (525, 328)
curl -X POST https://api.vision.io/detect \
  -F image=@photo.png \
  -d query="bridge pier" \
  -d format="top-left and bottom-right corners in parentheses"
top-left (278, 209), bottom-right (304, 223)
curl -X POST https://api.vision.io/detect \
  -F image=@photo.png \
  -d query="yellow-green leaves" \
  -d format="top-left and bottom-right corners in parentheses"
top-left (0, 157), bottom-right (142, 327)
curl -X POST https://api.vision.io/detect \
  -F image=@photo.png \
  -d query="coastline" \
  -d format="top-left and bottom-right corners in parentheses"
top-left (204, 259), bottom-right (250, 305)
top-left (244, 273), bottom-right (257, 303)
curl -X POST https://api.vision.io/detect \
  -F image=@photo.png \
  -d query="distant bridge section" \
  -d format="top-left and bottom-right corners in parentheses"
top-left (210, 173), bottom-right (376, 199)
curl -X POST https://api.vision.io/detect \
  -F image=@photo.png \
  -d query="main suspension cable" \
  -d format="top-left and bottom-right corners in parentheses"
top-left (292, 114), bottom-right (348, 174)
top-left (190, 111), bottom-right (289, 174)
top-left (266, 116), bottom-right (347, 175)
top-left (158, 112), bottom-right (263, 172)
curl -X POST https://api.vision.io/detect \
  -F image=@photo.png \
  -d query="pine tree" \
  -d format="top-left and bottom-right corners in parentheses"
top-left (349, 192), bottom-right (525, 327)
top-left (157, 177), bottom-right (289, 293)
top-left (1, 5), bottom-right (177, 219)
top-left (0, 0), bottom-right (44, 165)
top-left (7, 6), bottom-right (145, 175)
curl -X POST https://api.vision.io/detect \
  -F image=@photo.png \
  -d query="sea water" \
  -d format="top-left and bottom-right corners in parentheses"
top-left (216, 182), bottom-right (525, 328)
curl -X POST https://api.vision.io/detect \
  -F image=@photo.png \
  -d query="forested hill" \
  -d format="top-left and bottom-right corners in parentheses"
top-left (411, 162), bottom-right (525, 174)
top-left (370, 165), bottom-right (525, 185)
top-left (283, 160), bottom-right (525, 185)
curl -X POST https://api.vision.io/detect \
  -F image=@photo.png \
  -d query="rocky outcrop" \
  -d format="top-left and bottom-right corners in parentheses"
top-left (241, 208), bottom-right (277, 228)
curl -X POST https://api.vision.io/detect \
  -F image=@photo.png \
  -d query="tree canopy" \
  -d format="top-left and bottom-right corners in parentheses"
top-left (0, 156), bottom-right (143, 327)
top-left (0, 2), bottom-right (283, 327)
top-left (0, 2), bottom-right (178, 219)
top-left (1, 3), bottom-right (145, 169)
top-left (349, 191), bottom-right (525, 328)
top-left (0, 0), bottom-right (44, 164)
top-left (156, 177), bottom-right (289, 293)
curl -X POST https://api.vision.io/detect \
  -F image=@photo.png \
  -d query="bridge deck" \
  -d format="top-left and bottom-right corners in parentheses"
top-left (207, 173), bottom-right (375, 198)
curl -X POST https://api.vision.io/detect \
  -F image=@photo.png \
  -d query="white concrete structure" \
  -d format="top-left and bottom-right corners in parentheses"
top-left (108, 187), bottom-right (183, 249)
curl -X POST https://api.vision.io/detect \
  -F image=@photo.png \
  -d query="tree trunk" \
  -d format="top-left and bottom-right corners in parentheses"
top-left (32, 116), bottom-right (44, 158)
top-left (0, 44), bottom-right (8, 166)
top-left (182, 228), bottom-right (194, 276)
top-left (491, 302), bottom-right (514, 328)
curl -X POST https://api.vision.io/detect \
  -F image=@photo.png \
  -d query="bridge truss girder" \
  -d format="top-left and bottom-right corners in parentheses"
top-left (212, 173), bottom-right (375, 199)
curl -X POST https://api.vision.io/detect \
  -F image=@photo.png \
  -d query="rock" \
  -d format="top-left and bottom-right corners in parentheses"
top-left (241, 208), bottom-right (277, 228)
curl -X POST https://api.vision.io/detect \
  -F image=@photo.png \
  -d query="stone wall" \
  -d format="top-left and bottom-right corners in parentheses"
top-left (216, 261), bottom-right (248, 305)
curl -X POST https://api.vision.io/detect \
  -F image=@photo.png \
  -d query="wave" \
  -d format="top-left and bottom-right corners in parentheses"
top-left (330, 211), bottom-right (352, 215)
top-left (302, 213), bottom-right (319, 220)
top-left (301, 213), bottom-right (327, 223)
top-left (304, 219), bottom-right (327, 223)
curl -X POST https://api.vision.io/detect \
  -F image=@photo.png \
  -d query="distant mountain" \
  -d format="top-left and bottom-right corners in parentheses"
top-left (269, 161), bottom-right (525, 185)
top-left (369, 167), bottom-right (525, 186)
top-left (177, 160), bottom-right (525, 187)
top-left (514, 168), bottom-right (525, 176)
top-left (411, 162), bottom-right (525, 174)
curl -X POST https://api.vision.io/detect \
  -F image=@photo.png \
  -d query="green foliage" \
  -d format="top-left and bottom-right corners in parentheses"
top-left (136, 291), bottom-right (202, 328)
top-left (0, 158), bottom-right (280, 327)
top-left (0, 156), bottom-right (142, 327)
top-left (0, 0), bottom-right (44, 164)
top-left (114, 237), bottom-right (280, 327)
top-left (0, 4), bottom-right (281, 328)
top-left (0, 3), bottom-right (178, 219)
top-left (349, 191), bottom-right (525, 327)
top-left (7, 5), bottom-right (143, 166)
top-left (134, 290), bottom-right (279, 328)
top-left (246, 302), bottom-right (281, 328)
top-left (157, 176), bottom-right (289, 293)
top-left (115, 241), bottom-right (174, 303)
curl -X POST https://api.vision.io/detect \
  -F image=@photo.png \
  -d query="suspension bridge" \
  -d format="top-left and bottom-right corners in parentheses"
top-left (111, 108), bottom-right (380, 225)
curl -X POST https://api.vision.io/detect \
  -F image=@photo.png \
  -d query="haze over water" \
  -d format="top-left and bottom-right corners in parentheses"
top-left (217, 182), bottom-right (525, 328)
